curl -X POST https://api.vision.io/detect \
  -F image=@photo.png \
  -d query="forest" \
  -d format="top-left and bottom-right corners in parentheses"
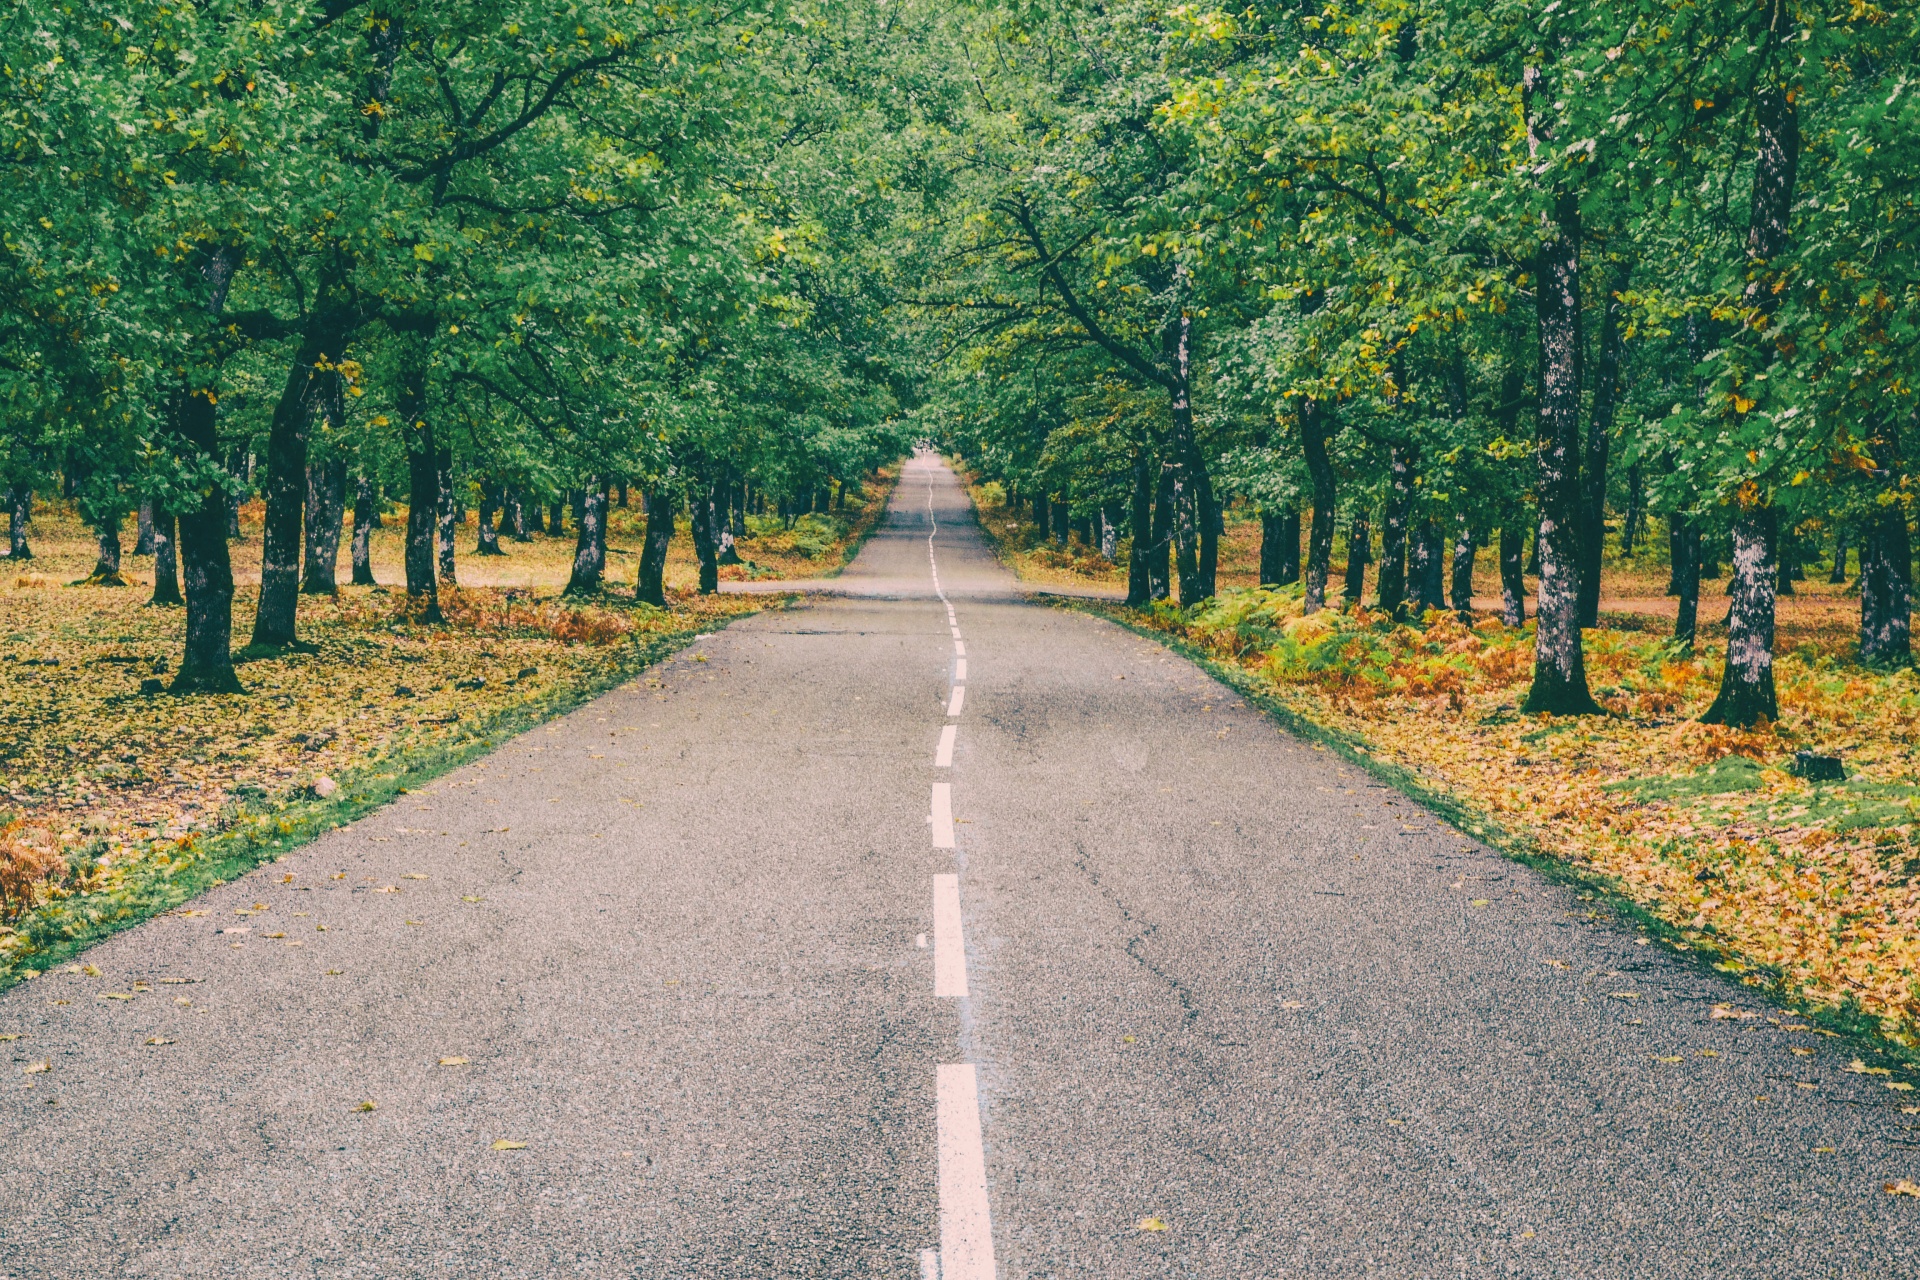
top-left (3, 4), bottom-right (1920, 1023)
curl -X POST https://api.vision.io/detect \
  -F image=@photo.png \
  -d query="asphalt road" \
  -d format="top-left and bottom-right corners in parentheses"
top-left (3, 453), bottom-right (1914, 1278)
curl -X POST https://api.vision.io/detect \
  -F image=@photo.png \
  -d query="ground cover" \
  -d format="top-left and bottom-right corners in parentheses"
top-left (0, 471), bottom-right (896, 982)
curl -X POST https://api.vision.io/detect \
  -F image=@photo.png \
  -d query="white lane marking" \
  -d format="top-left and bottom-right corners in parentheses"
top-left (936, 1064), bottom-right (997, 1280)
top-left (933, 875), bottom-right (968, 997)
top-left (954, 640), bottom-right (965, 656)
top-left (946, 686), bottom-right (965, 717)
top-left (930, 782), bottom-right (955, 848)
top-left (920, 1248), bottom-right (940, 1280)
top-left (953, 658), bottom-right (968, 682)
top-left (935, 724), bottom-right (957, 767)
top-left (917, 933), bottom-right (928, 949)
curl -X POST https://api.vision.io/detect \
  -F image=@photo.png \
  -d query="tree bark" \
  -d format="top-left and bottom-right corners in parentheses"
top-left (1413, 517), bottom-right (1447, 615)
top-left (476, 480), bottom-right (506, 555)
top-left (225, 448), bottom-right (245, 540)
top-left (300, 454), bottom-right (347, 594)
top-left (1126, 453), bottom-right (1152, 607)
top-left (171, 389), bottom-right (242, 692)
top-left (90, 516), bottom-right (127, 585)
top-left (1499, 523), bottom-right (1526, 627)
top-left (1702, 508), bottom-right (1779, 725)
top-left (1828, 529), bottom-right (1848, 584)
top-left (5, 487), bottom-right (30, 559)
top-left (1859, 501), bottom-right (1913, 666)
top-left (1258, 512), bottom-right (1289, 586)
top-left (548, 501), bottom-right (564, 535)
top-left (1168, 311), bottom-right (1217, 602)
top-left (1343, 511), bottom-right (1370, 606)
top-left (1622, 462), bottom-right (1644, 553)
top-left (398, 355), bottom-right (441, 623)
top-left (350, 476), bottom-right (378, 586)
top-left (508, 488), bottom-right (530, 541)
top-left (1522, 192), bottom-right (1601, 715)
top-left (1147, 461), bottom-right (1173, 602)
top-left (1378, 445), bottom-right (1415, 618)
top-left (1451, 519), bottom-right (1477, 619)
top-left (435, 440), bottom-right (457, 584)
top-left (1100, 503), bottom-right (1120, 560)
top-left (1301, 399), bottom-right (1336, 614)
top-left (251, 322), bottom-right (343, 646)
top-left (689, 482), bottom-right (720, 594)
top-left (636, 484), bottom-right (673, 606)
top-left (1673, 517), bottom-right (1701, 647)
top-left (1051, 494), bottom-right (1070, 547)
top-left (565, 479), bottom-right (608, 595)
top-left (149, 504), bottom-right (183, 606)
top-left (136, 499), bottom-right (155, 555)
top-left (716, 472), bottom-right (741, 565)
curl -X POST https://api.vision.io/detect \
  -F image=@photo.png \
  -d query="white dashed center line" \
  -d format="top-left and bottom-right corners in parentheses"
top-left (930, 782), bottom-right (955, 849)
top-left (946, 686), bottom-right (965, 717)
top-left (936, 724), bottom-right (957, 767)
top-left (936, 1064), bottom-right (998, 1280)
top-left (954, 640), bottom-right (966, 656)
top-left (953, 658), bottom-right (968, 682)
top-left (933, 874), bottom-right (969, 997)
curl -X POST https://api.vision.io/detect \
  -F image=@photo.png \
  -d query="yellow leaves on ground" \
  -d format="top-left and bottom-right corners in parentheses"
top-left (491, 1139), bottom-right (528, 1151)
top-left (1887, 1179), bottom-right (1920, 1197)
top-left (438, 1056), bottom-right (470, 1066)
top-left (354, 1100), bottom-right (377, 1112)
top-left (1135, 1216), bottom-right (1169, 1232)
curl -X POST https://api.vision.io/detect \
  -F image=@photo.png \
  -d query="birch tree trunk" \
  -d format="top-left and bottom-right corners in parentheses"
top-left (565, 480), bottom-right (608, 595)
top-left (1702, 509), bottom-right (1779, 725)
top-left (1522, 192), bottom-right (1601, 715)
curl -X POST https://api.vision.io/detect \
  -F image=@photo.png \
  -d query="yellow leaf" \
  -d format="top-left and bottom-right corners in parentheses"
top-left (1791, 1047), bottom-right (1815, 1057)
top-left (1888, 1081), bottom-right (1914, 1092)
top-left (145, 1037), bottom-right (173, 1046)
top-left (439, 1056), bottom-right (470, 1066)
top-left (355, 1100), bottom-right (376, 1112)
top-left (492, 1140), bottom-right (528, 1151)
top-left (22, 1060), bottom-right (51, 1074)
top-left (1733, 395), bottom-right (1756, 414)
top-left (81, 964), bottom-right (101, 977)
top-left (1135, 1216), bottom-right (1169, 1232)
top-left (1847, 1059), bottom-right (1892, 1077)
top-left (1653, 1055), bottom-right (1683, 1064)
top-left (1887, 1179), bottom-right (1920, 1198)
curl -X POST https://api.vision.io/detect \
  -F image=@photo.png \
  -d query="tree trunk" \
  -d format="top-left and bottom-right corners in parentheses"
top-left (636, 484), bottom-right (673, 606)
top-left (171, 389), bottom-right (242, 692)
top-left (1451, 519), bottom-right (1477, 619)
top-left (1378, 445), bottom-right (1415, 618)
top-left (1301, 401), bottom-right (1337, 614)
top-left (1775, 524), bottom-right (1797, 594)
top-left (565, 479), bottom-right (608, 595)
top-left (689, 483), bottom-right (720, 594)
top-left (1499, 523), bottom-right (1525, 627)
top-left (398, 354), bottom-right (441, 623)
top-left (1829, 530), bottom-right (1848, 584)
top-left (251, 323), bottom-right (343, 647)
top-left (1147, 461), bottom-right (1173, 602)
top-left (350, 476), bottom-right (378, 586)
top-left (1522, 193), bottom-right (1601, 715)
top-left (435, 441), bottom-right (457, 584)
top-left (300, 455), bottom-right (347, 594)
top-left (1578, 267), bottom-right (1628, 628)
top-left (1101, 504), bottom-right (1120, 560)
top-left (476, 480), bottom-right (505, 555)
top-left (1622, 462), bottom-right (1643, 553)
top-left (1051, 495), bottom-right (1070, 546)
top-left (1859, 502), bottom-right (1913, 666)
top-left (135, 499), bottom-right (155, 555)
top-left (1415, 517), bottom-right (1447, 615)
top-left (508, 488), bottom-right (530, 542)
top-left (1702, 508), bottom-right (1779, 725)
top-left (548, 501), bottom-right (564, 535)
top-left (1168, 312), bottom-right (1217, 603)
top-left (730, 481), bottom-right (748, 541)
top-left (1673, 518), bottom-right (1701, 647)
top-left (5, 487), bottom-right (30, 559)
top-left (225, 448), bottom-right (246, 540)
top-left (1126, 454), bottom-right (1152, 607)
top-left (91, 516), bottom-right (127, 585)
top-left (716, 472), bottom-right (741, 565)
top-left (149, 504), bottom-right (183, 606)
top-left (1259, 512), bottom-right (1288, 587)
top-left (1343, 511), bottom-right (1370, 606)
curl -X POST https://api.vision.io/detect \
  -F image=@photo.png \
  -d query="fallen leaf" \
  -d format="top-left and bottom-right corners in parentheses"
top-left (81, 964), bottom-right (101, 977)
top-left (1887, 1179), bottom-right (1920, 1198)
top-left (1791, 1047), bottom-right (1815, 1056)
top-left (1611, 992), bottom-right (1640, 1000)
top-left (22, 1061), bottom-right (51, 1074)
top-left (355, 1100), bottom-right (377, 1112)
top-left (438, 1056), bottom-right (470, 1066)
top-left (145, 1037), bottom-right (173, 1046)
top-left (1280, 1000), bottom-right (1305, 1009)
top-left (1848, 1059), bottom-right (1892, 1077)
top-left (98, 992), bottom-right (134, 1001)
top-left (461, 895), bottom-right (485, 903)
top-left (492, 1140), bottom-right (528, 1151)
top-left (1813, 1146), bottom-right (1835, 1153)
top-left (404, 919), bottom-right (424, 926)
top-left (324, 969), bottom-right (343, 976)
top-left (1135, 1216), bottom-right (1168, 1232)
top-left (1653, 1055), bottom-right (1684, 1064)
top-left (1889, 1082), bottom-right (1914, 1092)
top-left (403, 873), bottom-right (429, 880)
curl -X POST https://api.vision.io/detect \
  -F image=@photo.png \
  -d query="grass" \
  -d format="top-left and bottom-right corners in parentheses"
top-left (0, 470), bottom-right (900, 983)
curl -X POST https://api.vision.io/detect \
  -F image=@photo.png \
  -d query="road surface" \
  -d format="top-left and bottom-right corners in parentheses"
top-left (2, 453), bottom-right (1913, 1278)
